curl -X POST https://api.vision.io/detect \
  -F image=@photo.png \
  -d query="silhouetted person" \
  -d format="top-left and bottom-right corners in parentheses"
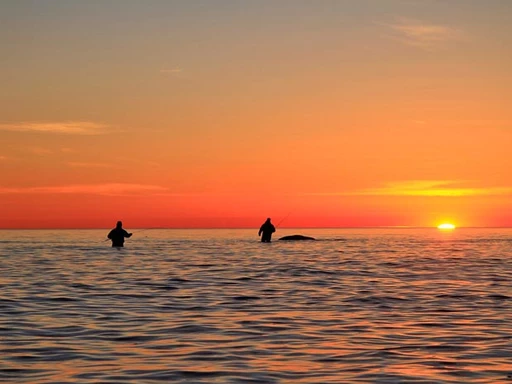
top-left (107, 221), bottom-right (132, 247)
top-left (258, 218), bottom-right (275, 243)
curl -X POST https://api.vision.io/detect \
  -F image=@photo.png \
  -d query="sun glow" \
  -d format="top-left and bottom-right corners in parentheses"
top-left (437, 223), bottom-right (456, 230)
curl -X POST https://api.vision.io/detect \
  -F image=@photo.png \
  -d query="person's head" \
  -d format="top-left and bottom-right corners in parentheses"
top-left (266, 218), bottom-right (271, 223)
top-left (116, 221), bottom-right (123, 228)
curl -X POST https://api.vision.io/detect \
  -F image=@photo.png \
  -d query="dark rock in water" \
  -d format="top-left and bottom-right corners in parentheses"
top-left (278, 235), bottom-right (316, 241)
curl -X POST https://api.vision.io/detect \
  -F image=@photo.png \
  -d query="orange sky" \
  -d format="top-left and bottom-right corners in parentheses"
top-left (1, 1), bottom-right (511, 228)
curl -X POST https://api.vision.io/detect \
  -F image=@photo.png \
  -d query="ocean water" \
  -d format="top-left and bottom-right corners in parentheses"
top-left (1, 228), bottom-right (511, 383)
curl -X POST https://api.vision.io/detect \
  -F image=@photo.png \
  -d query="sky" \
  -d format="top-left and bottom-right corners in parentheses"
top-left (0, 0), bottom-right (511, 229)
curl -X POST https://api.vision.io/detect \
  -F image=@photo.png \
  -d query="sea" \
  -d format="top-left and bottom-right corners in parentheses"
top-left (0, 228), bottom-right (511, 383)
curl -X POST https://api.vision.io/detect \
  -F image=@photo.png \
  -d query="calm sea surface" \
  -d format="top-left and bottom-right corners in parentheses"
top-left (1, 228), bottom-right (511, 383)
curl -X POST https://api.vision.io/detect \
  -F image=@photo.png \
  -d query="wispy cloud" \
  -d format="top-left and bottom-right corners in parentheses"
top-left (307, 180), bottom-right (512, 197)
top-left (383, 19), bottom-right (463, 49)
top-left (0, 121), bottom-right (112, 135)
top-left (26, 147), bottom-right (53, 155)
top-left (160, 68), bottom-right (184, 77)
top-left (67, 162), bottom-right (120, 169)
top-left (0, 183), bottom-right (168, 196)
top-left (160, 68), bottom-right (182, 73)
top-left (357, 180), bottom-right (512, 197)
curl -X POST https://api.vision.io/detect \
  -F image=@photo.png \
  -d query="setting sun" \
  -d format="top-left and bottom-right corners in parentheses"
top-left (437, 223), bottom-right (456, 230)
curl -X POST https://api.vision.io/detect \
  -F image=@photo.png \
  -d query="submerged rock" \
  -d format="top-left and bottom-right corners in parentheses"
top-left (278, 235), bottom-right (316, 241)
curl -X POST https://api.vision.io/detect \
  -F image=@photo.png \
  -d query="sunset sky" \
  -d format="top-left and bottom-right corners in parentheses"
top-left (1, 0), bottom-right (511, 228)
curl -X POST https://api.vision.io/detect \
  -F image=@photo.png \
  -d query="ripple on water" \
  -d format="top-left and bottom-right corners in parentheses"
top-left (1, 228), bottom-right (511, 383)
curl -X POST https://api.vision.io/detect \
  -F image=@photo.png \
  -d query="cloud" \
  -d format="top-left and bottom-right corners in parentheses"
top-left (67, 162), bottom-right (120, 169)
top-left (0, 121), bottom-right (112, 135)
top-left (357, 180), bottom-right (512, 197)
top-left (26, 147), bottom-right (53, 155)
top-left (0, 183), bottom-right (168, 196)
top-left (160, 68), bottom-right (183, 74)
top-left (160, 68), bottom-right (184, 78)
top-left (383, 19), bottom-right (463, 49)
top-left (307, 180), bottom-right (512, 197)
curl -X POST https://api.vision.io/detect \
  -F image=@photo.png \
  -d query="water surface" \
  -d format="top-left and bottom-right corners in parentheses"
top-left (1, 228), bottom-right (511, 383)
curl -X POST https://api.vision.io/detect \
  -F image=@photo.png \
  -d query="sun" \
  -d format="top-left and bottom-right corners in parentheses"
top-left (437, 223), bottom-right (456, 230)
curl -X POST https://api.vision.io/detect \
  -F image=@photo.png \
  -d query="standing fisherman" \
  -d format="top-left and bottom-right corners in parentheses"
top-left (107, 221), bottom-right (132, 247)
top-left (258, 218), bottom-right (276, 243)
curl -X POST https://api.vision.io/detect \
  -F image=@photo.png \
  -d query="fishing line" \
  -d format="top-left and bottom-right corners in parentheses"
top-left (275, 211), bottom-right (292, 228)
top-left (102, 227), bottom-right (161, 242)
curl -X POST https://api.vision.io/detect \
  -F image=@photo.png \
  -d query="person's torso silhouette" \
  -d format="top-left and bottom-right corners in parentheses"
top-left (258, 218), bottom-right (275, 242)
top-left (107, 221), bottom-right (132, 247)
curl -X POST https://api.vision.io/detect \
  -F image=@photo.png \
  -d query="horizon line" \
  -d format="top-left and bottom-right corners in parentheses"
top-left (0, 226), bottom-right (511, 230)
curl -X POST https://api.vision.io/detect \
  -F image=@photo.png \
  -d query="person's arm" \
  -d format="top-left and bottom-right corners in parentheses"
top-left (123, 230), bottom-right (132, 238)
top-left (107, 230), bottom-right (113, 239)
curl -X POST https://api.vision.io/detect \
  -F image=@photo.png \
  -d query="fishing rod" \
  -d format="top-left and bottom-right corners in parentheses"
top-left (275, 211), bottom-right (292, 228)
top-left (131, 227), bottom-right (158, 235)
top-left (102, 227), bottom-right (163, 242)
